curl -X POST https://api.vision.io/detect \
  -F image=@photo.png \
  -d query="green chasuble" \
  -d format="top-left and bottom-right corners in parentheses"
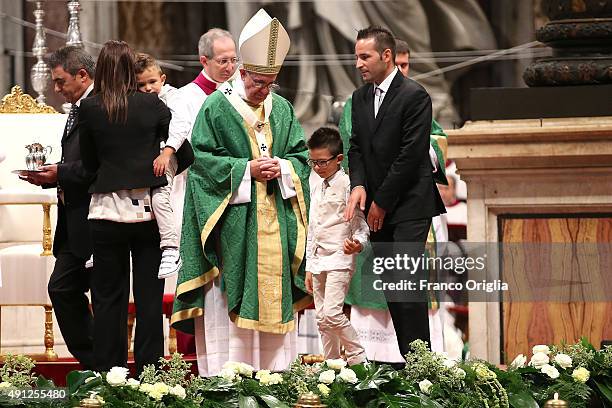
top-left (171, 90), bottom-right (311, 335)
top-left (339, 96), bottom-right (449, 308)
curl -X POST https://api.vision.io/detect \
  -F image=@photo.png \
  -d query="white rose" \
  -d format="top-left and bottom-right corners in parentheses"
top-left (529, 352), bottom-right (550, 369)
top-left (572, 367), bottom-right (590, 383)
top-left (338, 368), bottom-right (358, 384)
top-left (139, 383), bottom-right (154, 394)
top-left (255, 370), bottom-right (271, 380)
top-left (419, 379), bottom-right (433, 395)
top-left (148, 382), bottom-right (169, 400)
top-left (169, 384), bottom-right (186, 399)
top-left (453, 367), bottom-right (466, 379)
top-left (220, 367), bottom-right (238, 382)
top-left (510, 354), bottom-right (527, 370)
top-left (105, 366), bottom-right (129, 386)
top-left (258, 372), bottom-right (272, 385)
top-left (326, 358), bottom-right (347, 370)
top-left (318, 369), bottom-right (336, 384)
top-left (0, 382), bottom-right (12, 388)
top-left (554, 353), bottom-right (572, 369)
top-left (238, 363), bottom-right (254, 378)
top-left (267, 373), bottom-right (283, 385)
top-left (126, 378), bottom-right (140, 389)
top-left (317, 383), bottom-right (330, 396)
top-left (442, 358), bottom-right (457, 369)
top-left (541, 364), bottom-right (560, 379)
top-left (148, 389), bottom-right (165, 400)
top-left (532, 345), bottom-right (551, 355)
top-left (222, 361), bottom-right (241, 373)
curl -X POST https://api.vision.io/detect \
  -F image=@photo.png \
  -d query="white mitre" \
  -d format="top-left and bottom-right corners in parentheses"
top-left (238, 9), bottom-right (290, 75)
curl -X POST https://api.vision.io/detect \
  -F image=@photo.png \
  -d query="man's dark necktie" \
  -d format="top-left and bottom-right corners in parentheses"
top-left (64, 104), bottom-right (78, 136)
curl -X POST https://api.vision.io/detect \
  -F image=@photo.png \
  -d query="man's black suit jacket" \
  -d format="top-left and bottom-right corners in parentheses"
top-left (348, 71), bottom-right (446, 224)
top-left (52, 106), bottom-right (96, 259)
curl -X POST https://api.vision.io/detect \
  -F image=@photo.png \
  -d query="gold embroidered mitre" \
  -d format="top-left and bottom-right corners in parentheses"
top-left (239, 9), bottom-right (290, 75)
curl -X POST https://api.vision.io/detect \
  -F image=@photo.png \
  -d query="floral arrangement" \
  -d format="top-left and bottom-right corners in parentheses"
top-left (0, 338), bottom-right (610, 407)
top-left (402, 339), bottom-right (509, 408)
top-left (496, 338), bottom-right (612, 408)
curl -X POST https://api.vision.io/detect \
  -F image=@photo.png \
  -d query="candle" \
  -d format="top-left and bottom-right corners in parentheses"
top-left (542, 393), bottom-right (569, 407)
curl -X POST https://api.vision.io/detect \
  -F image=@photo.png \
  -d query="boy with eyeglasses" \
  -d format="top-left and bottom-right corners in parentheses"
top-left (305, 127), bottom-right (368, 366)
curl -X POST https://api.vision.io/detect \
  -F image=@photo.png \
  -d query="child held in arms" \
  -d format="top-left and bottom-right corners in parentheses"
top-left (135, 53), bottom-right (184, 279)
top-left (305, 127), bottom-right (368, 366)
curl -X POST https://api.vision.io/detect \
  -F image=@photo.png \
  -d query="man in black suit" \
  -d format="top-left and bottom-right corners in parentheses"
top-left (345, 27), bottom-right (446, 359)
top-left (24, 46), bottom-right (96, 369)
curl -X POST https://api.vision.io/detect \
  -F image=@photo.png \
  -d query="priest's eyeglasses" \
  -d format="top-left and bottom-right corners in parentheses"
top-left (246, 72), bottom-right (280, 92)
top-left (307, 156), bottom-right (338, 168)
top-left (213, 57), bottom-right (239, 67)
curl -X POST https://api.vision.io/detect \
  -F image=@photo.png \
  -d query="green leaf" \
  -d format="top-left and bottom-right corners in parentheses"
top-left (508, 389), bottom-right (539, 408)
top-left (34, 376), bottom-right (55, 388)
top-left (350, 363), bottom-right (370, 379)
top-left (592, 378), bottom-right (612, 404)
top-left (0, 393), bottom-right (23, 407)
top-left (579, 337), bottom-right (596, 352)
top-left (354, 365), bottom-right (397, 391)
top-left (239, 394), bottom-right (259, 408)
top-left (419, 394), bottom-right (444, 408)
top-left (335, 393), bottom-right (356, 408)
top-left (376, 393), bottom-right (423, 407)
top-left (65, 370), bottom-right (98, 394)
top-left (259, 394), bottom-right (290, 408)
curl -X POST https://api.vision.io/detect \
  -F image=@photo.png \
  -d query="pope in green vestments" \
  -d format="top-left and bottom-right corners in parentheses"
top-left (172, 10), bottom-right (311, 336)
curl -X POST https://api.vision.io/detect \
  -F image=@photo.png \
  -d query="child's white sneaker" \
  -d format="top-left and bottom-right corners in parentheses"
top-left (85, 255), bottom-right (94, 269)
top-left (158, 248), bottom-right (181, 279)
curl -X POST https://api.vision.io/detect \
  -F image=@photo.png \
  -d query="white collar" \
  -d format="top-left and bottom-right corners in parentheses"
top-left (75, 83), bottom-right (94, 107)
top-left (233, 74), bottom-right (247, 100)
top-left (201, 69), bottom-right (223, 87)
top-left (323, 167), bottom-right (344, 186)
top-left (374, 66), bottom-right (397, 94)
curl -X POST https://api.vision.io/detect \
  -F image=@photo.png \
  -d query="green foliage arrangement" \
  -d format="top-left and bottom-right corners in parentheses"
top-left (0, 338), bottom-right (610, 407)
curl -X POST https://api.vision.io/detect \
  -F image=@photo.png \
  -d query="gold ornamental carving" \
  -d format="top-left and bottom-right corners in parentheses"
top-left (0, 85), bottom-right (57, 114)
top-left (43, 305), bottom-right (58, 360)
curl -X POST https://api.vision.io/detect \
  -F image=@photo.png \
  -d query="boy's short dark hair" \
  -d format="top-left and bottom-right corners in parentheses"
top-left (135, 53), bottom-right (163, 75)
top-left (307, 127), bottom-right (343, 157)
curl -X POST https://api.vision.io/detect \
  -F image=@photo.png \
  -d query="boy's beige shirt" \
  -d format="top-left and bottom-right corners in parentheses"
top-left (306, 168), bottom-right (369, 273)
